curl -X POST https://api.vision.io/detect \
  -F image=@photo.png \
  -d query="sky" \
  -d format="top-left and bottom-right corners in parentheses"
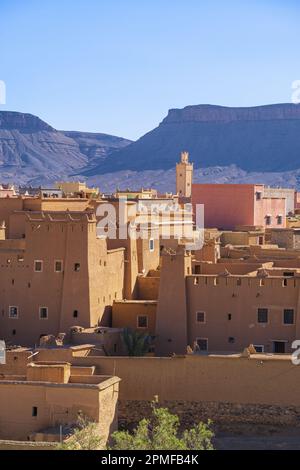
top-left (0, 0), bottom-right (300, 140)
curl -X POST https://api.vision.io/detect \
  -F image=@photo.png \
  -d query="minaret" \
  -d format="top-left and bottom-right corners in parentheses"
top-left (176, 151), bottom-right (193, 198)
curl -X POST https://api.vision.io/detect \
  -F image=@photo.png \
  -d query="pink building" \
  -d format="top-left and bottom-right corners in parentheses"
top-left (192, 184), bottom-right (286, 230)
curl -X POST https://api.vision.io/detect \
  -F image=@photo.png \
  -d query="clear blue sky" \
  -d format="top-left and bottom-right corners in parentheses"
top-left (0, 0), bottom-right (299, 140)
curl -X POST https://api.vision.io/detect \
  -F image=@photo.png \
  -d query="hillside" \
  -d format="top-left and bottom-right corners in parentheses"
top-left (86, 103), bottom-right (300, 174)
top-left (0, 111), bottom-right (131, 185)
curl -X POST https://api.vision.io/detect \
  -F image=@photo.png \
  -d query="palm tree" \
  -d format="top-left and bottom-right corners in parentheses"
top-left (121, 327), bottom-right (153, 356)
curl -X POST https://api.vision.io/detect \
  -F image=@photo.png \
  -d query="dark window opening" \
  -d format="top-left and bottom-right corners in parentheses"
top-left (194, 265), bottom-right (201, 275)
top-left (283, 272), bottom-right (294, 277)
top-left (196, 311), bottom-right (205, 323)
top-left (74, 263), bottom-right (80, 272)
top-left (73, 310), bottom-right (78, 318)
top-left (228, 337), bottom-right (235, 344)
top-left (228, 313), bottom-right (232, 321)
top-left (137, 315), bottom-right (148, 329)
top-left (257, 308), bottom-right (268, 323)
top-left (284, 309), bottom-right (294, 325)
top-left (32, 407), bottom-right (38, 417)
top-left (196, 338), bottom-right (208, 351)
top-left (273, 341), bottom-right (285, 354)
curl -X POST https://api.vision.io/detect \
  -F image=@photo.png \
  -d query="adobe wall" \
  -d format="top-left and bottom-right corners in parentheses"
top-left (137, 276), bottom-right (159, 299)
top-left (112, 301), bottom-right (157, 335)
top-left (0, 382), bottom-right (100, 440)
top-left (71, 354), bottom-right (300, 427)
top-left (186, 274), bottom-right (300, 352)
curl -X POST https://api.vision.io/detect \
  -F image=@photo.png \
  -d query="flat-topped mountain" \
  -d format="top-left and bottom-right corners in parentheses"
top-left (89, 103), bottom-right (300, 174)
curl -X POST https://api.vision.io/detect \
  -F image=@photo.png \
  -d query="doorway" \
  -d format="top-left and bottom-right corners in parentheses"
top-left (273, 341), bottom-right (286, 353)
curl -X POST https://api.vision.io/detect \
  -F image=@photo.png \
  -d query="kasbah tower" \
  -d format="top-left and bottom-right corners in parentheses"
top-left (176, 151), bottom-right (193, 198)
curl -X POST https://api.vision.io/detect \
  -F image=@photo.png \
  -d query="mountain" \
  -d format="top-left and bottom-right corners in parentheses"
top-left (62, 131), bottom-right (131, 167)
top-left (0, 111), bottom-right (131, 185)
top-left (86, 103), bottom-right (300, 175)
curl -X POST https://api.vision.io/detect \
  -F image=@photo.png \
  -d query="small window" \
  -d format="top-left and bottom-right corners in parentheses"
top-left (149, 239), bottom-right (155, 252)
top-left (283, 309), bottom-right (294, 325)
top-left (73, 310), bottom-right (78, 318)
top-left (283, 278), bottom-right (288, 287)
top-left (9, 306), bottom-right (19, 319)
top-left (256, 192), bottom-right (262, 201)
top-left (254, 345), bottom-right (264, 353)
top-left (12, 329), bottom-right (16, 336)
top-left (32, 407), bottom-right (38, 417)
top-left (54, 260), bottom-right (63, 272)
top-left (277, 215), bottom-right (283, 225)
top-left (257, 308), bottom-right (268, 323)
top-left (74, 263), bottom-right (80, 272)
top-left (34, 260), bottom-right (43, 272)
top-left (283, 272), bottom-right (294, 277)
top-left (265, 216), bottom-right (272, 226)
top-left (196, 311), bottom-right (206, 323)
top-left (196, 338), bottom-right (208, 351)
top-left (137, 315), bottom-right (148, 329)
top-left (39, 307), bottom-right (48, 320)
top-left (228, 313), bottom-right (232, 321)
top-left (228, 337), bottom-right (235, 344)
top-left (194, 265), bottom-right (201, 275)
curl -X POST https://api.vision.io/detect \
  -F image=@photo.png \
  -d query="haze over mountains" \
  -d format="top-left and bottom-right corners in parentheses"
top-left (1, 103), bottom-right (300, 190)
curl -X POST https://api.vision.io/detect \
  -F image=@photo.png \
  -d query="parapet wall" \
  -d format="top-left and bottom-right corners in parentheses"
top-left (71, 354), bottom-right (300, 428)
top-left (71, 354), bottom-right (300, 406)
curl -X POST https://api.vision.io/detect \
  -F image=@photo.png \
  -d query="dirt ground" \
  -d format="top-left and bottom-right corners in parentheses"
top-left (214, 425), bottom-right (300, 450)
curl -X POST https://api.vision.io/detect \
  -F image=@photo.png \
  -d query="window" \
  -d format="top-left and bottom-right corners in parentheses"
top-left (194, 265), bottom-right (201, 275)
top-left (228, 313), bottom-right (232, 321)
top-left (228, 337), bottom-right (235, 344)
top-left (196, 338), bottom-right (208, 351)
top-left (254, 345), bottom-right (264, 353)
top-left (74, 263), bottom-right (80, 272)
top-left (32, 407), bottom-right (38, 417)
top-left (265, 216), bottom-right (272, 226)
top-left (277, 215), bottom-right (283, 225)
top-left (196, 311), bottom-right (206, 323)
top-left (283, 309), bottom-right (294, 325)
top-left (39, 307), bottom-right (48, 320)
top-left (137, 315), bottom-right (148, 329)
top-left (73, 310), bottom-right (78, 318)
top-left (149, 239), bottom-right (155, 252)
top-left (12, 329), bottom-right (16, 336)
top-left (54, 260), bottom-right (63, 272)
top-left (34, 260), bottom-right (43, 272)
top-left (9, 306), bottom-right (19, 319)
top-left (256, 191), bottom-right (262, 201)
top-left (283, 272), bottom-right (294, 277)
top-left (257, 308), bottom-right (268, 323)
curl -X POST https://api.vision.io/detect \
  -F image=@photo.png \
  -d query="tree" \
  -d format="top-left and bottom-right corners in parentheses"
top-left (57, 413), bottom-right (104, 450)
top-left (109, 404), bottom-right (214, 450)
top-left (122, 327), bottom-right (153, 356)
